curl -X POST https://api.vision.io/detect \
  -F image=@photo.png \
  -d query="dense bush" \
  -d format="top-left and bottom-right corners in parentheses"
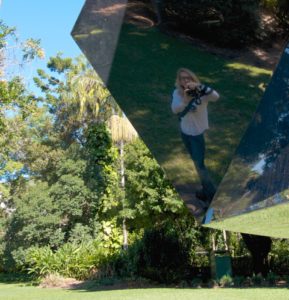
top-left (269, 240), bottom-right (289, 276)
top-left (232, 256), bottom-right (253, 277)
top-left (18, 241), bottom-right (110, 280)
top-left (135, 227), bottom-right (194, 283)
top-left (159, 0), bottom-right (261, 47)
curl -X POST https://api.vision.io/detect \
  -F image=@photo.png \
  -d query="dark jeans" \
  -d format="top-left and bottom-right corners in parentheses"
top-left (181, 132), bottom-right (216, 200)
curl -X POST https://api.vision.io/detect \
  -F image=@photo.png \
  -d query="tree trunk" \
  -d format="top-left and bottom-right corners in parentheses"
top-left (241, 233), bottom-right (272, 276)
top-left (223, 230), bottom-right (228, 251)
top-left (120, 139), bottom-right (128, 250)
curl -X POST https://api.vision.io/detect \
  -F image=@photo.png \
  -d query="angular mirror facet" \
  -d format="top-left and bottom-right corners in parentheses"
top-left (205, 43), bottom-right (289, 238)
top-left (72, 0), bottom-right (286, 230)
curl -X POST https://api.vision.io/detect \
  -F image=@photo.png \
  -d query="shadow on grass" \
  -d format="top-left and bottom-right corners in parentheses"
top-left (0, 273), bottom-right (36, 285)
top-left (65, 278), bottom-right (289, 293)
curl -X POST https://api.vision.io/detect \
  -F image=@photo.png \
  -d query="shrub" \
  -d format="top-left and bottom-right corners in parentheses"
top-left (233, 276), bottom-right (245, 287)
top-left (267, 271), bottom-right (278, 285)
top-left (135, 227), bottom-right (192, 283)
top-left (270, 240), bottom-right (289, 276)
top-left (189, 277), bottom-right (203, 288)
top-left (108, 239), bottom-right (143, 278)
top-left (24, 241), bottom-right (109, 280)
top-left (219, 274), bottom-right (233, 287)
top-left (252, 273), bottom-right (264, 286)
top-left (159, 0), bottom-right (261, 47)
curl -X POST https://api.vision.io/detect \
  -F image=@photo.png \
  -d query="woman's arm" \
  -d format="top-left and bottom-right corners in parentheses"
top-left (171, 90), bottom-right (187, 114)
top-left (200, 85), bottom-right (220, 102)
top-left (203, 90), bottom-right (220, 102)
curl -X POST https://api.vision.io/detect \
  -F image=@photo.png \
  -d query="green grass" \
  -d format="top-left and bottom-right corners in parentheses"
top-left (205, 201), bottom-right (289, 239)
top-left (1, 283), bottom-right (289, 300)
top-left (107, 23), bottom-right (271, 195)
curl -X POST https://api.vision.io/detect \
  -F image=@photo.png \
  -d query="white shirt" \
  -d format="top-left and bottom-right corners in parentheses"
top-left (171, 88), bottom-right (219, 136)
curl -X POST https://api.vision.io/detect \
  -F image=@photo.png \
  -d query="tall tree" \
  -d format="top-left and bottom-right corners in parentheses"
top-left (108, 113), bottom-right (138, 249)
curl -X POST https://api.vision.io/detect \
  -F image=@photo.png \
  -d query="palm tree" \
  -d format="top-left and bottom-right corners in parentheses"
top-left (66, 62), bottom-right (138, 249)
top-left (108, 113), bottom-right (138, 250)
top-left (66, 65), bottom-right (113, 122)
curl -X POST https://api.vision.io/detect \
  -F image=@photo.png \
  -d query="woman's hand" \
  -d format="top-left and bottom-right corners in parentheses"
top-left (186, 82), bottom-right (201, 90)
top-left (183, 81), bottom-right (201, 103)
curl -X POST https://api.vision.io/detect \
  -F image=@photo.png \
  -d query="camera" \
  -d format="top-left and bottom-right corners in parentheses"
top-left (186, 86), bottom-right (202, 98)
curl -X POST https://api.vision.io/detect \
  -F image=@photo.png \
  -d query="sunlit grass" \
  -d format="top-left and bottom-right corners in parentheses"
top-left (1, 283), bottom-right (289, 300)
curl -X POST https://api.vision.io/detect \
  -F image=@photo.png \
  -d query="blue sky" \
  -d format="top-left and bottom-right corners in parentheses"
top-left (1, 0), bottom-right (85, 91)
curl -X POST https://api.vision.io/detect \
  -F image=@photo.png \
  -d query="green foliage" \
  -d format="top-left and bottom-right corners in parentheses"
top-left (47, 53), bottom-right (73, 73)
top-left (22, 38), bottom-right (45, 61)
top-left (24, 241), bottom-right (109, 280)
top-left (159, 0), bottom-right (261, 47)
top-left (124, 138), bottom-right (185, 228)
top-left (219, 274), bottom-right (233, 287)
top-left (3, 181), bottom-right (64, 270)
top-left (84, 123), bottom-right (121, 217)
top-left (266, 271), bottom-right (278, 285)
top-left (96, 220), bottom-right (123, 251)
top-left (228, 232), bottom-right (250, 257)
top-left (135, 222), bottom-right (197, 283)
top-left (68, 223), bottom-right (93, 244)
top-left (0, 20), bottom-right (16, 49)
top-left (8, 181), bottom-right (63, 248)
top-left (270, 239), bottom-right (289, 275)
top-left (106, 238), bottom-right (145, 278)
top-left (233, 275), bottom-right (245, 287)
top-left (252, 273), bottom-right (264, 285)
top-left (0, 19), bottom-right (44, 79)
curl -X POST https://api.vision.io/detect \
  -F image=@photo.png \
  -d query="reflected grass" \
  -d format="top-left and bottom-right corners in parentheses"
top-left (108, 23), bottom-right (272, 203)
top-left (205, 202), bottom-right (289, 239)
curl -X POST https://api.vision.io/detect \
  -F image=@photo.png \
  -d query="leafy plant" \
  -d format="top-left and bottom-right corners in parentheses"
top-left (267, 271), bottom-right (278, 285)
top-left (252, 273), bottom-right (264, 286)
top-left (24, 241), bottom-right (109, 280)
top-left (233, 276), bottom-right (245, 287)
top-left (219, 274), bottom-right (233, 287)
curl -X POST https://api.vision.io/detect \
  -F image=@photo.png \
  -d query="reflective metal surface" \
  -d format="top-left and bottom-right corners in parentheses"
top-left (72, 0), bottom-right (288, 231)
top-left (209, 43), bottom-right (289, 221)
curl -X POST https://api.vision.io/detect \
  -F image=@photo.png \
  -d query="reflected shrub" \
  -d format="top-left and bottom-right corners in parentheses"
top-left (159, 0), bottom-right (261, 47)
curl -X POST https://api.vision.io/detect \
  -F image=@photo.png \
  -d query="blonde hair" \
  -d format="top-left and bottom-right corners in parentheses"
top-left (175, 68), bottom-right (200, 95)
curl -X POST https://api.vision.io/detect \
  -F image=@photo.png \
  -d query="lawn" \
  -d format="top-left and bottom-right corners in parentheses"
top-left (1, 283), bottom-right (289, 300)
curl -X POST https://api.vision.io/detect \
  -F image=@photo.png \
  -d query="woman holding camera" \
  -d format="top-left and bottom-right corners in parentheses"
top-left (171, 68), bottom-right (219, 204)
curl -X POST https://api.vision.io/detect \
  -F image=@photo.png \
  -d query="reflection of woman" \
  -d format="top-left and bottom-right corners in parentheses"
top-left (171, 68), bottom-right (220, 204)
